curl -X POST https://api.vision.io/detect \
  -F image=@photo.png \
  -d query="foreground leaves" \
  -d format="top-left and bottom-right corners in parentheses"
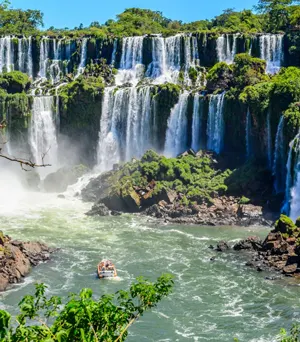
top-left (0, 274), bottom-right (174, 341)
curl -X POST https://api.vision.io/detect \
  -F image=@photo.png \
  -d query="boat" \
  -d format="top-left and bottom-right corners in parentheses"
top-left (97, 259), bottom-right (117, 278)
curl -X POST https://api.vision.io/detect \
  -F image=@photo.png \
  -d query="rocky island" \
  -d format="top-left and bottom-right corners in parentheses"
top-left (0, 231), bottom-right (52, 291)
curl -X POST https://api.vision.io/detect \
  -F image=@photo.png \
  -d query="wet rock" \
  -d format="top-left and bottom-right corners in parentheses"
top-left (86, 203), bottom-right (110, 217)
top-left (216, 241), bottom-right (230, 252)
top-left (283, 263), bottom-right (298, 274)
top-left (233, 236), bottom-right (263, 251)
top-left (58, 194), bottom-right (65, 199)
top-left (44, 165), bottom-right (88, 193)
top-left (0, 233), bottom-right (53, 292)
top-left (111, 210), bottom-right (122, 216)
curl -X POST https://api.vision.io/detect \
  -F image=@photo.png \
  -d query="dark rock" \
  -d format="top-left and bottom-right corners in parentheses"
top-left (233, 236), bottom-right (263, 251)
top-left (216, 241), bottom-right (230, 252)
top-left (58, 194), bottom-right (65, 199)
top-left (111, 210), bottom-right (122, 216)
top-left (86, 203), bottom-right (110, 217)
top-left (44, 165), bottom-right (88, 193)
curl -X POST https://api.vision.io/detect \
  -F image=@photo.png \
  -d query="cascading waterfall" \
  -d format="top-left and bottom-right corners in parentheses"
top-left (207, 93), bottom-right (225, 154)
top-left (0, 37), bottom-right (14, 72)
top-left (216, 34), bottom-right (237, 64)
top-left (282, 135), bottom-right (299, 215)
top-left (273, 116), bottom-right (286, 193)
top-left (39, 37), bottom-right (50, 79)
top-left (164, 91), bottom-right (189, 157)
top-left (76, 38), bottom-right (88, 78)
top-left (97, 86), bottom-right (153, 171)
top-left (191, 93), bottom-right (202, 152)
top-left (266, 109), bottom-right (273, 169)
top-left (116, 36), bottom-right (144, 85)
top-left (29, 96), bottom-right (59, 177)
top-left (246, 108), bottom-right (252, 159)
top-left (111, 39), bottom-right (118, 66)
top-left (259, 34), bottom-right (283, 74)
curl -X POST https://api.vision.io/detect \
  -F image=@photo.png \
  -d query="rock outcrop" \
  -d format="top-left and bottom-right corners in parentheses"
top-left (82, 151), bottom-right (274, 226)
top-left (44, 165), bottom-right (89, 193)
top-left (231, 215), bottom-right (300, 276)
top-left (0, 231), bottom-right (53, 291)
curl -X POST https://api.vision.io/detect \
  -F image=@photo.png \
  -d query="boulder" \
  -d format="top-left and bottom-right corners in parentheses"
top-left (0, 234), bottom-right (53, 292)
top-left (216, 241), bottom-right (230, 252)
top-left (86, 203), bottom-right (110, 217)
top-left (44, 165), bottom-right (88, 193)
top-left (233, 236), bottom-right (262, 251)
top-left (274, 215), bottom-right (297, 235)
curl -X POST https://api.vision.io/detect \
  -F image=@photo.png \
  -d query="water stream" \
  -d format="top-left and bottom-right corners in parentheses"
top-left (0, 184), bottom-right (299, 342)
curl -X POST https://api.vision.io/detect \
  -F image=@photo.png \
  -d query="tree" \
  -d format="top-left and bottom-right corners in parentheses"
top-left (0, 0), bottom-right (44, 35)
top-left (255, 0), bottom-right (300, 31)
top-left (0, 275), bottom-right (174, 341)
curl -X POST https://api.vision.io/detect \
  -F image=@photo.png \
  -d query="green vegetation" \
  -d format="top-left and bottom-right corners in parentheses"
top-left (1, 0), bottom-right (299, 37)
top-left (0, 0), bottom-right (43, 35)
top-left (0, 275), bottom-right (173, 341)
top-left (104, 150), bottom-right (232, 205)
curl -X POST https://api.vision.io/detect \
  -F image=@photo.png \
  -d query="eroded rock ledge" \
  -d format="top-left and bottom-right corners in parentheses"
top-left (0, 232), bottom-right (53, 291)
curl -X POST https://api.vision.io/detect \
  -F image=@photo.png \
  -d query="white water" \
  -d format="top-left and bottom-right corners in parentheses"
top-left (216, 34), bottom-right (238, 64)
top-left (0, 36), bottom-right (14, 72)
top-left (191, 93), bottom-right (202, 152)
top-left (116, 37), bottom-right (144, 85)
top-left (207, 93), bottom-right (225, 154)
top-left (29, 96), bottom-right (59, 178)
top-left (266, 110), bottom-right (272, 169)
top-left (282, 136), bottom-right (299, 215)
top-left (273, 116), bottom-right (285, 193)
top-left (76, 38), bottom-right (88, 78)
top-left (97, 86), bottom-right (153, 171)
top-left (259, 34), bottom-right (283, 74)
top-left (246, 108), bottom-right (252, 159)
top-left (164, 91), bottom-right (189, 157)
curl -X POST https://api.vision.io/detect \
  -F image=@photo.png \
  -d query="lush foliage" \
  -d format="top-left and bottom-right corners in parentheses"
top-left (0, 275), bottom-right (173, 341)
top-left (0, 0), bottom-right (43, 35)
top-left (256, 0), bottom-right (300, 31)
top-left (106, 150), bottom-right (232, 205)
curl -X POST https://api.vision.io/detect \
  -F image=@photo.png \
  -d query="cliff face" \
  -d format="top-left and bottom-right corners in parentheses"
top-left (1, 31), bottom-right (300, 214)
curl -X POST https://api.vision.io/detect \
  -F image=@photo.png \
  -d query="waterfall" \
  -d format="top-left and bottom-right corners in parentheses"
top-left (191, 93), bottom-right (202, 152)
top-left (207, 93), bottom-right (226, 154)
top-left (266, 109), bottom-right (272, 169)
top-left (97, 86), bottom-right (153, 171)
top-left (164, 91), bottom-right (189, 157)
top-left (289, 140), bottom-right (300, 220)
top-left (273, 116), bottom-right (286, 193)
top-left (39, 38), bottom-right (49, 79)
top-left (116, 36), bottom-right (144, 85)
top-left (125, 87), bottom-right (152, 160)
top-left (246, 108), bottom-right (252, 159)
top-left (259, 34), bottom-right (283, 74)
top-left (216, 34), bottom-right (237, 64)
top-left (282, 136), bottom-right (299, 215)
top-left (27, 37), bottom-right (33, 78)
top-left (146, 36), bottom-right (167, 80)
top-left (29, 96), bottom-right (58, 177)
top-left (76, 38), bottom-right (88, 77)
top-left (0, 37), bottom-right (14, 72)
top-left (111, 39), bottom-right (117, 66)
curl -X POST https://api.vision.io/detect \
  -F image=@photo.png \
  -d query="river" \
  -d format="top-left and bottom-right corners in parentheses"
top-left (0, 177), bottom-right (300, 342)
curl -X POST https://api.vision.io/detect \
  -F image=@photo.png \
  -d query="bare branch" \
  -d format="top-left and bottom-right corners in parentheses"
top-left (0, 153), bottom-right (51, 169)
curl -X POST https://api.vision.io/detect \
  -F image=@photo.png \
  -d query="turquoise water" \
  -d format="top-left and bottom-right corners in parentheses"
top-left (0, 188), bottom-right (299, 342)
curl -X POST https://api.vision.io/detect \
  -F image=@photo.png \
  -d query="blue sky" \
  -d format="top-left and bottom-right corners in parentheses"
top-left (10, 0), bottom-right (258, 29)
